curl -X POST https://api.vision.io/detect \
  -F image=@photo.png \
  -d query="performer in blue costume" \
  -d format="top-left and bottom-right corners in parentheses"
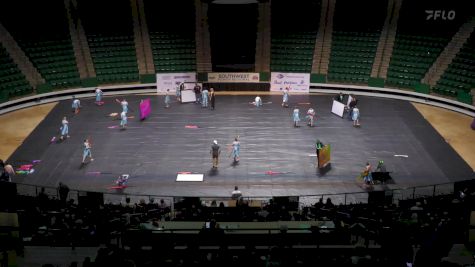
top-left (165, 89), bottom-right (171, 108)
top-left (116, 98), bottom-right (128, 113)
top-left (282, 88), bottom-right (289, 108)
top-left (293, 107), bottom-right (300, 127)
top-left (60, 117), bottom-right (70, 140)
top-left (176, 82), bottom-right (183, 102)
top-left (231, 137), bottom-right (240, 162)
top-left (72, 98), bottom-right (81, 114)
top-left (120, 111), bottom-right (127, 129)
top-left (254, 96), bottom-right (262, 107)
top-left (352, 106), bottom-right (360, 127)
top-left (95, 88), bottom-right (103, 104)
top-left (82, 138), bottom-right (93, 164)
top-left (202, 87), bottom-right (209, 108)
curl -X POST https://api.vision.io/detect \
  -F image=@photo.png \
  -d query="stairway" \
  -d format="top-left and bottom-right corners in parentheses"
top-left (311, 0), bottom-right (335, 75)
top-left (378, 0), bottom-right (402, 79)
top-left (319, 0), bottom-right (336, 75)
top-left (69, 0), bottom-right (96, 78)
top-left (195, 0), bottom-right (212, 73)
top-left (130, 0), bottom-right (147, 75)
top-left (254, 1), bottom-right (271, 72)
top-left (371, 0), bottom-right (394, 78)
top-left (311, 0), bottom-right (328, 73)
top-left (0, 23), bottom-right (44, 88)
top-left (64, 0), bottom-right (87, 79)
top-left (136, 0), bottom-right (155, 74)
top-left (423, 17), bottom-right (475, 86)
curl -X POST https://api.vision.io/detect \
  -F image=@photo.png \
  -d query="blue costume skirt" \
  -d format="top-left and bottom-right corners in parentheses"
top-left (61, 124), bottom-right (68, 136)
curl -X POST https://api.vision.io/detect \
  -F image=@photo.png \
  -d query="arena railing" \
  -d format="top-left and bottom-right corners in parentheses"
top-left (11, 180), bottom-right (459, 213)
top-left (310, 83), bottom-right (475, 117)
top-left (1, 81), bottom-right (474, 117)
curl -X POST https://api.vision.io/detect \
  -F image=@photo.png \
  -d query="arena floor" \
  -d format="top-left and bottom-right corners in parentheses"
top-left (5, 93), bottom-right (474, 199)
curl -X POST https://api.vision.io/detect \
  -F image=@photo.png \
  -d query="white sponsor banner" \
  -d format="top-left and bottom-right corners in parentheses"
top-left (208, 72), bottom-right (260, 83)
top-left (270, 72), bottom-right (310, 93)
top-left (156, 72), bottom-right (196, 93)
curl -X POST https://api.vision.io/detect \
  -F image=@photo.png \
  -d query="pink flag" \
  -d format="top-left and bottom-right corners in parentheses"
top-left (140, 99), bottom-right (151, 120)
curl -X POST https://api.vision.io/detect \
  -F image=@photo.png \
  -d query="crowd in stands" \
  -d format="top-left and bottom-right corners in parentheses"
top-left (0, 181), bottom-right (472, 267)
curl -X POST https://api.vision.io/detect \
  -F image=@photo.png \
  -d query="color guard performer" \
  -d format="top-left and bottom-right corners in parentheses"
top-left (72, 98), bottom-right (81, 114)
top-left (254, 96), bottom-right (262, 107)
top-left (95, 88), bottom-right (103, 104)
top-left (306, 107), bottom-right (316, 127)
top-left (60, 116), bottom-right (70, 140)
top-left (293, 107), bottom-right (300, 127)
top-left (202, 87), bottom-right (209, 108)
top-left (231, 137), bottom-right (240, 163)
top-left (82, 138), bottom-right (93, 164)
top-left (120, 111), bottom-right (127, 129)
top-left (282, 88), bottom-right (289, 108)
top-left (165, 89), bottom-right (171, 108)
top-left (116, 98), bottom-right (128, 113)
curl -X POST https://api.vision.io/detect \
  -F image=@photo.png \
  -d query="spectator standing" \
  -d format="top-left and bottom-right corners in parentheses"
top-left (58, 182), bottom-right (70, 203)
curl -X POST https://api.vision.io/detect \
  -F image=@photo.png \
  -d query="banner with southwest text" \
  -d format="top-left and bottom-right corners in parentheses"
top-left (208, 72), bottom-right (260, 83)
top-left (270, 72), bottom-right (310, 93)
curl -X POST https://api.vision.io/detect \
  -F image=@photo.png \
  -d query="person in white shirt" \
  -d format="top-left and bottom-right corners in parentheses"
top-left (231, 186), bottom-right (242, 200)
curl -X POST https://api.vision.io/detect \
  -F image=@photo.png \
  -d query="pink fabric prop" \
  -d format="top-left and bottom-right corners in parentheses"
top-left (185, 125), bottom-right (198, 129)
top-left (140, 99), bottom-right (151, 120)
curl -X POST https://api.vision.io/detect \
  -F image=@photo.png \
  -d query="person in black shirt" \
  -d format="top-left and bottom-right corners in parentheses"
top-left (210, 140), bottom-right (221, 169)
top-left (334, 92), bottom-right (344, 103)
top-left (315, 140), bottom-right (324, 168)
top-left (194, 83), bottom-right (201, 104)
top-left (209, 88), bottom-right (216, 110)
top-left (58, 182), bottom-right (69, 203)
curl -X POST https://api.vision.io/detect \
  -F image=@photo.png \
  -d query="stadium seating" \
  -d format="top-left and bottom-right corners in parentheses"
top-left (0, 44), bottom-right (32, 99)
top-left (386, 0), bottom-right (466, 89)
top-left (270, 0), bottom-right (320, 73)
top-left (433, 32), bottom-right (475, 101)
top-left (0, 0), bottom-right (81, 89)
top-left (327, 0), bottom-right (387, 84)
top-left (20, 39), bottom-right (81, 89)
top-left (144, 0), bottom-right (196, 73)
top-left (77, 0), bottom-right (139, 84)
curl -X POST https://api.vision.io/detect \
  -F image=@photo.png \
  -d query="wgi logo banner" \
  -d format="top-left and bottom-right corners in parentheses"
top-left (270, 72), bottom-right (310, 93)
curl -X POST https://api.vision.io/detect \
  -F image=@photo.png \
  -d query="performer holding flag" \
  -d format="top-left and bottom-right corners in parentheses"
top-left (115, 98), bottom-right (129, 113)
top-left (120, 111), bottom-right (127, 129)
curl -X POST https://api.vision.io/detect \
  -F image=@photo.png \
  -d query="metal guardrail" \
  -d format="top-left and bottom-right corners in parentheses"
top-left (1, 82), bottom-right (473, 116)
top-left (310, 83), bottom-right (475, 117)
top-left (12, 180), bottom-right (458, 212)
